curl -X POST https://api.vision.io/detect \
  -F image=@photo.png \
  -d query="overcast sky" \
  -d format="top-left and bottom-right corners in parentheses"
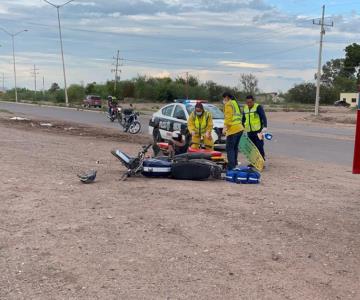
top-left (0, 0), bottom-right (360, 92)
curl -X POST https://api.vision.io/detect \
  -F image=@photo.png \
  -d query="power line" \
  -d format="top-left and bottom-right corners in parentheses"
top-left (6, 19), bottom-right (319, 50)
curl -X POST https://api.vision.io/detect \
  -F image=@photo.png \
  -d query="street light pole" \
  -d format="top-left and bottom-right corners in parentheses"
top-left (0, 28), bottom-right (28, 102)
top-left (43, 0), bottom-right (74, 106)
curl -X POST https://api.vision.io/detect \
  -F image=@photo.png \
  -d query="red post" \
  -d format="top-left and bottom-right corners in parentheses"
top-left (353, 85), bottom-right (360, 174)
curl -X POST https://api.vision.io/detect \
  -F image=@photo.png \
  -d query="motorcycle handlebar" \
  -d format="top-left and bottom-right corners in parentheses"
top-left (142, 144), bottom-right (152, 153)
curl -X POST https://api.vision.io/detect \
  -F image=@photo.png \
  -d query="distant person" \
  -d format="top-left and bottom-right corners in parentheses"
top-left (107, 96), bottom-right (118, 116)
top-left (222, 92), bottom-right (244, 170)
top-left (242, 95), bottom-right (268, 160)
top-left (188, 102), bottom-right (214, 150)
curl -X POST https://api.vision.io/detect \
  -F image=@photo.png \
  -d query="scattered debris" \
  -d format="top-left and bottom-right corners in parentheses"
top-left (77, 169), bottom-right (97, 184)
top-left (10, 117), bottom-right (30, 121)
top-left (40, 123), bottom-right (53, 127)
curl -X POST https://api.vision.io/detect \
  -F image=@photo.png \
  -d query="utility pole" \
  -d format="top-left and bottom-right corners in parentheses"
top-left (186, 72), bottom-right (189, 99)
top-left (2, 73), bottom-right (4, 92)
top-left (42, 76), bottom-right (45, 98)
top-left (111, 50), bottom-right (122, 94)
top-left (30, 65), bottom-right (40, 101)
top-left (313, 5), bottom-right (334, 116)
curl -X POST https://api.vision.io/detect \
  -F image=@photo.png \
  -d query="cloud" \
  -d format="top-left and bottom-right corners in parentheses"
top-left (0, 4), bottom-right (9, 14)
top-left (219, 61), bottom-right (271, 69)
top-left (0, 0), bottom-right (359, 92)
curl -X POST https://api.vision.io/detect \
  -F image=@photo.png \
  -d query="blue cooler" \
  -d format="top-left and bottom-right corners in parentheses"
top-left (226, 167), bottom-right (261, 184)
top-left (142, 159), bottom-right (172, 178)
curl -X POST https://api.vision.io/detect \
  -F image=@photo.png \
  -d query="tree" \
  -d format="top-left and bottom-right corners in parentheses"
top-left (85, 82), bottom-right (97, 94)
top-left (285, 82), bottom-right (339, 105)
top-left (286, 83), bottom-right (316, 104)
top-left (122, 81), bottom-right (135, 98)
top-left (188, 75), bottom-right (199, 87)
top-left (239, 74), bottom-right (259, 95)
top-left (320, 59), bottom-right (352, 86)
top-left (67, 84), bottom-right (85, 102)
top-left (49, 82), bottom-right (60, 93)
top-left (344, 43), bottom-right (360, 81)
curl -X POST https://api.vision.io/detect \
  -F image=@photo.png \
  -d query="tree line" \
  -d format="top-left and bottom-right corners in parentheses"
top-left (0, 74), bottom-right (259, 104)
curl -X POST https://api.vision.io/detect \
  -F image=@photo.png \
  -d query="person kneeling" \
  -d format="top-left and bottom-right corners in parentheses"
top-left (187, 102), bottom-right (214, 150)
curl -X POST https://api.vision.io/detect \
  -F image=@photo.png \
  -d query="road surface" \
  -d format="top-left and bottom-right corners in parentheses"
top-left (0, 101), bottom-right (356, 166)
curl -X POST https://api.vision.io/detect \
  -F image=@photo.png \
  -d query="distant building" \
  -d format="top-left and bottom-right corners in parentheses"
top-left (340, 93), bottom-right (359, 108)
top-left (256, 92), bottom-right (285, 103)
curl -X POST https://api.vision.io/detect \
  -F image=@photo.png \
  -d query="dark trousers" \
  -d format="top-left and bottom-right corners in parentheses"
top-left (248, 132), bottom-right (265, 159)
top-left (226, 131), bottom-right (242, 170)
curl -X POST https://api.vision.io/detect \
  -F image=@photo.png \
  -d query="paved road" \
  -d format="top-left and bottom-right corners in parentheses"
top-left (1, 101), bottom-right (356, 166)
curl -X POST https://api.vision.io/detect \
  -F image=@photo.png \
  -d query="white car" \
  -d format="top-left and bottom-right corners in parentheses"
top-left (149, 100), bottom-right (226, 149)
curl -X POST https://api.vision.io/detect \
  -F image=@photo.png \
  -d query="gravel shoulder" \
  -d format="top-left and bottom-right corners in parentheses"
top-left (1, 113), bottom-right (360, 300)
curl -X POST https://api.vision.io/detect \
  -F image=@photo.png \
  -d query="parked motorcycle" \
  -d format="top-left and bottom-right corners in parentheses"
top-left (117, 107), bottom-right (141, 134)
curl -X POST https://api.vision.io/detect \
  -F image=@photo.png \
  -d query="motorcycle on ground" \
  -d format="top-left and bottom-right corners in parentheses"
top-left (111, 144), bottom-right (223, 181)
top-left (111, 144), bottom-right (152, 180)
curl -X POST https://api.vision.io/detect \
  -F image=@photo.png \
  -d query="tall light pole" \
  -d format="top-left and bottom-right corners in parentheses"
top-left (43, 0), bottom-right (74, 106)
top-left (0, 28), bottom-right (28, 102)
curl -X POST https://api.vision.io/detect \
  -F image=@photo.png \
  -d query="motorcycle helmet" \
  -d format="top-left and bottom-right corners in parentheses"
top-left (107, 96), bottom-right (113, 101)
top-left (77, 169), bottom-right (97, 184)
top-left (172, 131), bottom-right (182, 142)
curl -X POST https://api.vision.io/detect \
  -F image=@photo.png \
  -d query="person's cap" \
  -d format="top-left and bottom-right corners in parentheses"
top-left (195, 102), bottom-right (204, 110)
top-left (246, 95), bottom-right (254, 100)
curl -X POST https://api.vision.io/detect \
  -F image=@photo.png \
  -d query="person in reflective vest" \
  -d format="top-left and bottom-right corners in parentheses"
top-left (242, 95), bottom-right (268, 159)
top-left (222, 92), bottom-right (244, 170)
top-left (188, 102), bottom-right (214, 150)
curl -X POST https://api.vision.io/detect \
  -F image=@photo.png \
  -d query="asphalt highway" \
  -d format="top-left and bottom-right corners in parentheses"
top-left (1, 101), bottom-right (356, 166)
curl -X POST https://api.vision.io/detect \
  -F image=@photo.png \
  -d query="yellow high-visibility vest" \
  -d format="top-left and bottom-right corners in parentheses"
top-left (244, 103), bottom-right (261, 132)
top-left (193, 111), bottom-right (210, 135)
top-left (229, 100), bottom-right (242, 126)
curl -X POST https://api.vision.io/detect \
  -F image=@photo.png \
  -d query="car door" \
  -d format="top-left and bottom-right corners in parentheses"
top-left (172, 105), bottom-right (187, 133)
top-left (158, 104), bottom-right (175, 139)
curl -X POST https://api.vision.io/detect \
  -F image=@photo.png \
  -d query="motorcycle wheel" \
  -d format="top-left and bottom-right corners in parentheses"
top-left (128, 121), bottom-right (141, 134)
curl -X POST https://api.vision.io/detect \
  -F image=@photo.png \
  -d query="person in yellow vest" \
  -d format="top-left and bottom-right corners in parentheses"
top-left (222, 92), bottom-right (244, 170)
top-left (242, 95), bottom-right (268, 160)
top-left (188, 102), bottom-right (214, 150)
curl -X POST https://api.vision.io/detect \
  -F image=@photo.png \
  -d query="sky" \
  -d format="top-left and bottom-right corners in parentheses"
top-left (0, 0), bottom-right (360, 92)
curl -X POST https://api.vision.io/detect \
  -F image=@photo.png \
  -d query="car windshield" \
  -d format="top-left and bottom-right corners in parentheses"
top-left (186, 104), bottom-right (224, 119)
top-left (92, 96), bottom-right (101, 100)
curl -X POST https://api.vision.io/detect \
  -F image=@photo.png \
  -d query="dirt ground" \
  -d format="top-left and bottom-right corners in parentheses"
top-left (1, 113), bottom-right (360, 300)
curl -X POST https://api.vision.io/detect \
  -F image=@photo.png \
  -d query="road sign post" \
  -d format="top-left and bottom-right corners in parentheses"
top-left (353, 85), bottom-right (360, 174)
